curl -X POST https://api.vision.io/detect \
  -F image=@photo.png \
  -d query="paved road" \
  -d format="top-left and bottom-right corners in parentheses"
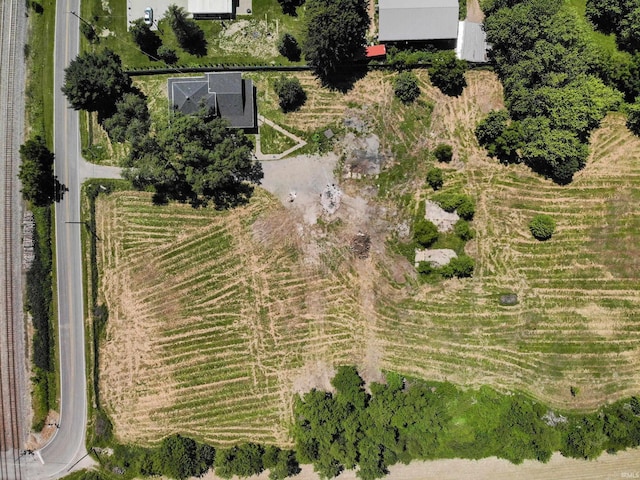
top-left (21, 0), bottom-right (119, 477)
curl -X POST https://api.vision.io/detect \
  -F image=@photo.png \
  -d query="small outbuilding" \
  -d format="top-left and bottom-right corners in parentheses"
top-left (168, 72), bottom-right (257, 131)
top-left (378, 0), bottom-right (459, 42)
top-left (188, 0), bottom-right (234, 18)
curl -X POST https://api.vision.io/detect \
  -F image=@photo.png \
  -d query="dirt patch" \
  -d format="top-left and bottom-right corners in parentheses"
top-left (425, 200), bottom-right (459, 232)
top-left (219, 20), bottom-right (279, 58)
top-left (292, 361), bottom-right (336, 396)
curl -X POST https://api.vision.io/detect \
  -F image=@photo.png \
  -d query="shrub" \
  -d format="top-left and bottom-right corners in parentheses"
top-left (529, 214), bottom-right (555, 240)
top-left (428, 51), bottom-right (467, 96)
top-left (426, 167), bottom-right (443, 190)
top-left (433, 143), bottom-right (453, 162)
top-left (454, 219), bottom-right (475, 240)
top-left (626, 99), bottom-right (640, 136)
top-left (277, 33), bottom-right (301, 61)
top-left (393, 72), bottom-right (420, 104)
top-left (441, 255), bottom-right (475, 278)
top-left (158, 45), bottom-right (178, 64)
top-left (417, 261), bottom-right (435, 276)
top-left (274, 76), bottom-right (307, 112)
top-left (414, 219), bottom-right (439, 247)
top-left (476, 110), bottom-right (509, 147)
top-left (456, 197), bottom-right (475, 220)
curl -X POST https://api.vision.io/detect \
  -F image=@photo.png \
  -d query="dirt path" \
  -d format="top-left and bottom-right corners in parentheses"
top-left (466, 0), bottom-right (485, 22)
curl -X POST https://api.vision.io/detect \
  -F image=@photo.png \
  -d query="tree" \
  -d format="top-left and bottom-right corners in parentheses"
top-left (156, 434), bottom-right (201, 479)
top-left (428, 51), bottom-right (467, 96)
top-left (164, 4), bottom-right (207, 56)
top-left (62, 49), bottom-right (131, 114)
top-left (274, 76), bottom-right (307, 112)
top-left (426, 167), bottom-right (443, 190)
top-left (157, 45), bottom-right (179, 64)
top-left (215, 443), bottom-right (265, 479)
top-left (18, 137), bottom-right (58, 206)
top-left (394, 72), bottom-right (420, 104)
top-left (102, 92), bottom-right (151, 143)
top-left (626, 98), bottom-right (640, 135)
top-left (456, 197), bottom-right (475, 220)
top-left (277, 0), bottom-right (305, 15)
top-left (454, 219), bottom-right (475, 240)
top-left (124, 110), bottom-right (263, 208)
top-left (476, 110), bottom-right (509, 147)
top-left (414, 219), bottom-right (439, 247)
top-left (130, 18), bottom-right (162, 57)
top-left (277, 32), bottom-right (301, 61)
top-left (529, 214), bottom-right (555, 240)
top-left (433, 143), bottom-right (453, 162)
top-left (303, 0), bottom-right (369, 81)
top-left (441, 255), bottom-right (475, 278)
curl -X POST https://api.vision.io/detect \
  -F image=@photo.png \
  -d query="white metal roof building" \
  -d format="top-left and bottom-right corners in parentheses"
top-left (188, 0), bottom-right (233, 17)
top-left (378, 0), bottom-right (459, 42)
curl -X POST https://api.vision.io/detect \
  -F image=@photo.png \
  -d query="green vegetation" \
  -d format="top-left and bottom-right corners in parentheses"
top-left (393, 72), bottom-right (420, 104)
top-left (483, 0), bottom-right (624, 183)
top-left (130, 19), bottom-right (162, 58)
top-left (18, 137), bottom-right (57, 206)
top-left (433, 143), bottom-right (453, 163)
top-left (294, 367), bottom-right (640, 479)
top-left (164, 4), bottom-right (207, 56)
top-left (441, 255), bottom-right (475, 278)
top-left (123, 109), bottom-right (262, 208)
top-left (26, 206), bottom-right (54, 430)
top-left (627, 99), bottom-right (640, 135)
top-left (274, 76), bottom-right (307, 112)
top-left (426, 167), bottom-right (444, 190)
top-left (259, 123), bottom-right (298, 154)
top-left (428, 51), bottom-right (467, 97)
top-left (102, 92), bottom-right (150, 144)
top-left (23, 0), bottom-right (57, 431)
top-left (529, 214), bottom-right (556, 241)
top-left (303, 0), bottom-right (369, 81)
top-left (432, 192), bottom-right (475, 220)
top-left (277, 33), bottom-right (302, 61)
top-left (586, 0), bottom-right (640, 52)
top-left (413, 219), bottom-right (439, 247)
top-left (453, 219), bottom-right (474, 241)
top-left (475, 109), bottom-right (522, 163)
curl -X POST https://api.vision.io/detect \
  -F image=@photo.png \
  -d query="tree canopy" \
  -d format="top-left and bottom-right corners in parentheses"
top-left (124, 109), bottom-right (263, 208)
top-left (102, 92), bottom-right (151, 144)
top-left (393, 72), bottom-right (420, 104)
top-left (18, 136), bottom-right (58, 206)
top-left (274, 76), bottom-right (307, 112)
top-left (62, 49), bottom-right (131, 115)
top-left (428, 51), bottom-right (467, 97)
top-left (303, 0), bottom-right (369, 81)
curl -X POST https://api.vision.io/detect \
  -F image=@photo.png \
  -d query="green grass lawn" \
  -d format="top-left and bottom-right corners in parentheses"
top-left (81, 0), bottom-right (307, 68)
top-left (258, 122), bottom-right (298, 154)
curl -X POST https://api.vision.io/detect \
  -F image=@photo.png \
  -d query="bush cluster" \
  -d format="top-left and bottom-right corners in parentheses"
top-left (426, 167), bottom-right (443, 190)
top-left (432, 192), bottom-right (475, 220)
top-left (274, 76), bottom-right (307, 112)
top-left (433, 143), bottom-right (453, 162)
top-left (393, 72), bottom-right (421, 104)
top-left (529, 214), bottom-right (556, 240)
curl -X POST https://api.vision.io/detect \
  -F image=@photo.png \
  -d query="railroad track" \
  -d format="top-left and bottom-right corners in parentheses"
top-left (0, 0), bottom-right (24, 477)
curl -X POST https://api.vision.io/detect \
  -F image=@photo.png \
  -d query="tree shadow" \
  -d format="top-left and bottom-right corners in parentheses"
top-left (54, 178), bottom-right (68, 203)
top-left (320, 65), bottom-right (369, 93)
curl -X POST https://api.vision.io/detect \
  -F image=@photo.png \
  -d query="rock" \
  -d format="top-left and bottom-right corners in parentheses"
top-left (414, 248), bottom-right (457, 268)
top-left (425, 200), bottom-right (459, 232)
top-left (499, 293), bottom-right (518, 306)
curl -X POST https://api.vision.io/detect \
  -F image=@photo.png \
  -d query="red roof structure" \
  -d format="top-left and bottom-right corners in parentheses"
top-left (366, 44), bottom-right (387, 58)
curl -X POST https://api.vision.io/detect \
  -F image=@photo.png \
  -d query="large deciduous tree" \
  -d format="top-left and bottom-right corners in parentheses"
top-left (18, 136), bottom-right (57, 206)
top-left (62, 49), bottom-right (131, 115)
top-left (102, 92), bottom-right (151, 144)
top-left (124, 109), bottom-right (263, 208)
top-left (303, 0), bottom-right (369, 81)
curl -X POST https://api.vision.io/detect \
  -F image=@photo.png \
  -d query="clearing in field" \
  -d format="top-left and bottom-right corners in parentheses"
top-left (96, 70), bottom-right (640, 448)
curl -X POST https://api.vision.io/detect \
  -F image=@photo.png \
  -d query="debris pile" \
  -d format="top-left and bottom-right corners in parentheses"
top-left (22, 211), bottom-right (35, 269)
top-left (321, 184), bottom-right (342, 215)
top-left (351, 231), bottom-right (371, 259)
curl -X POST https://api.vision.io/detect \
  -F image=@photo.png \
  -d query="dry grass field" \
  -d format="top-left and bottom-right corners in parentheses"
top-left (96, 70), bottom-right (640, 448)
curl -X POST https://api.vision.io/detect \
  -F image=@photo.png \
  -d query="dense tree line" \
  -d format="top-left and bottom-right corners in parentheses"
top-left (294, 367), bottom-right (640, 479)
top-left (481, 0), bottom-right (622, 183)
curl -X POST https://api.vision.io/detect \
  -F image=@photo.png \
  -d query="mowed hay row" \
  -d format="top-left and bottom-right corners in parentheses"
top-left (96, 190), bottom-right (367, 446)
top-left (373, 107), bottom-right (640, 410)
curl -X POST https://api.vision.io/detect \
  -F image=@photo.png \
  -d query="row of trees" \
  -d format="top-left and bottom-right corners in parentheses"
top-left (100, 434), bottom-right (299, 480)
top-left (294, 367), bottom-right (640, 480)
top-left (482, 0), bottom-right (622, 183)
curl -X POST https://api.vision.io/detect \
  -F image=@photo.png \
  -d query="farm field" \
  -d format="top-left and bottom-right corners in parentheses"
top-left (96, 70), bottom-right (640, 448)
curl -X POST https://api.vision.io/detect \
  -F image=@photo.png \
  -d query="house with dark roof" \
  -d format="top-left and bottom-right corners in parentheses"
top-left (168, 72), bottom-right (257, 131)
top-left (378, 0), bottom-right (459, 42)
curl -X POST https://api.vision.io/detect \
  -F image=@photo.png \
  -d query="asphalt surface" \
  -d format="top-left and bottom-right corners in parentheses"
top-left (21, 0), bottom-right (119, 477)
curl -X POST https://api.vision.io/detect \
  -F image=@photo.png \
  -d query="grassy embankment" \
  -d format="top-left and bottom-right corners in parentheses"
top-left (93, 70), bottom-right (640, 450)
top-left (23, 0), bottom-right (57, 430)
